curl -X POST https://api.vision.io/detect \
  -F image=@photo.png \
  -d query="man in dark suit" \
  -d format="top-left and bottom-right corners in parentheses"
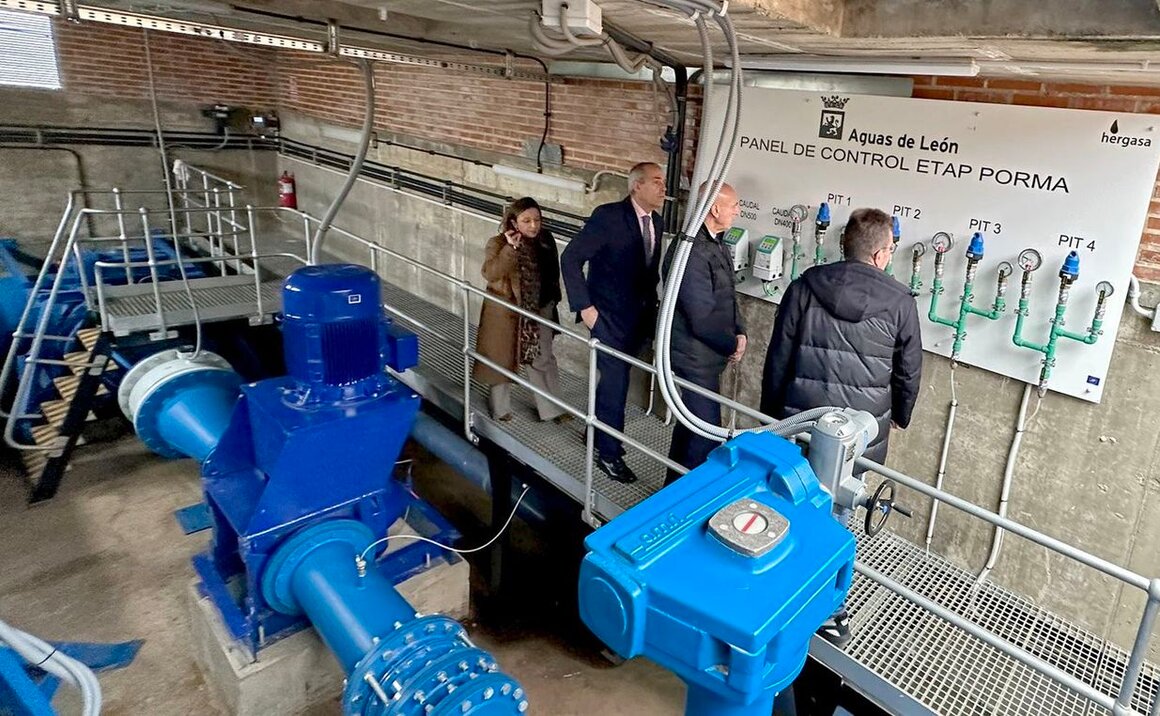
top-left (662, 182), bottom-right (746, 483)
top-left (560, 161), bottom-right (665, 484)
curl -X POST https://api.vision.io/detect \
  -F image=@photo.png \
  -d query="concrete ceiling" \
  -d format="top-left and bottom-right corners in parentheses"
top-left (111, 0), bottom-right (1160, 84)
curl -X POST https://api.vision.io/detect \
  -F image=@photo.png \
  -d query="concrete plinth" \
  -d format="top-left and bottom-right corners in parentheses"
top-left (186, 521), bottom-right (471, 716)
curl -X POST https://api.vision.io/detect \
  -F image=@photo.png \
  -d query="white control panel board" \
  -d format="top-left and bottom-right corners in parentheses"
top-left (697, 87), bottom-right (1160, 402)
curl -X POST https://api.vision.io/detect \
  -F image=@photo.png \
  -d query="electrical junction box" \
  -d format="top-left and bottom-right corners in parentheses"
top-left (752, 235), bottom-right (785, 282)
top-left (541, 0), bottom-right (602, 37)
top-left (724, 227), bottom-right (751, 273)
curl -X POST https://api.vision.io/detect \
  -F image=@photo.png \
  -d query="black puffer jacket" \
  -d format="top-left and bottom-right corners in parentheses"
top-left (662, 226), bottom-right (746, 386)
top-left (760, 260), bottom-right (922, 462)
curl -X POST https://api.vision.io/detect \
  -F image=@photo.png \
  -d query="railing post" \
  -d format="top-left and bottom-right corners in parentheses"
top-left (113, 187), bottom-right (129, 271)
top-left (461, 285), bottom-right (475, 444)
top-left (139, 208), bottom-right (166, 334)
top-left (228, 186), bottom-right (241, 274)
top-left (1119, 578), bottom-right (1160, 715)
top-left (582, 340), bottom-right (600, 527)
top-left (247, 205), bottom-right (263, 318)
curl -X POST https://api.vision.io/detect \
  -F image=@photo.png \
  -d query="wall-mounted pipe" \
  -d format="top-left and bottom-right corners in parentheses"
top-left (410, 411), bottom-right (550, 525)
top-left (928, 232), bottom-right (1009, 362)
top-left (978, 383), bottom-right (1034, 584)
top-left (1127, 274), bottom-right (1157, 320)
top-left (926, 369), bottom-right (957, 553)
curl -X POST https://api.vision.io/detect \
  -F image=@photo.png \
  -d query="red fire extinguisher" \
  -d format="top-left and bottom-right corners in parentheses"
top-left (278, 171), bottom-right (297, 209)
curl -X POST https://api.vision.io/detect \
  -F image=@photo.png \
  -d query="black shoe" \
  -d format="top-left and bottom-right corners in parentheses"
top-left (817, 610), bottom-right (852, 648)
top-left (596, 454), bottom-right (638, 484)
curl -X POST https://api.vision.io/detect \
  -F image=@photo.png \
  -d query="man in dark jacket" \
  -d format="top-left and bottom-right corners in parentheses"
top-left (760, 207), bottom-right (922, 647)
top-left (560, 162), bottom-right (665, 484)
top-left (761, 207), bottom-right (922, 464)
top-left (662, 182), bottom-right (746, 482)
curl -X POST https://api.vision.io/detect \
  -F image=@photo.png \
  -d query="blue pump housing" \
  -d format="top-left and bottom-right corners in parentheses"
top-left (579, 432), bottom-right (854, 715)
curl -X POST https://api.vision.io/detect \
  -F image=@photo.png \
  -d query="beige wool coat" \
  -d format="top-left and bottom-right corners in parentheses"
top-left (473, 234), bottom-right (524, 386)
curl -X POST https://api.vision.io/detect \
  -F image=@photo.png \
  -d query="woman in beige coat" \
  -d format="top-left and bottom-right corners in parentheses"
top-left (473, 197), bottom-right (570, 423)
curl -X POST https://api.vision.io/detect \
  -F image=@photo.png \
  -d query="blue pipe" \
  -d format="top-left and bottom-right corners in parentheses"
top-left (286, 538), bottom-right (415, 672)
top-left (410, 412), bottom-right (550, 525)
top-left (154, 385), bottom-right (238, 462)
top-left (687, 685), bottom-right (777, 716)
top-left (261, 520), bottom-right (526, 715)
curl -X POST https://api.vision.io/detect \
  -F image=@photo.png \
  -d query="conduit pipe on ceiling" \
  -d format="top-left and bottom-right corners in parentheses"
top-left (977, 383), bottom-right (1034, 584)
top-left (309, 57), bottom-right (376, 265)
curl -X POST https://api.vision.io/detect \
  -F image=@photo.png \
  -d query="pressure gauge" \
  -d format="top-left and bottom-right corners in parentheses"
top-left (1018, 248), bottom-right (1042, 273)
top-left (997, 261), bottom-right (1014, 278)
top-left (789, 204), bottom-right (808, 223)
top-left (931, 232), bottom-right (954, 255)
top-left (911, 242), bottom-right (927, 258)
top-left (1096, 280), bottom-right (1115, 298)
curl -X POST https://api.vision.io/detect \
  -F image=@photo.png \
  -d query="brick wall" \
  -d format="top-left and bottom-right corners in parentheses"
top-left (42, 19), bottom-right (1160, 279)
top-left (275, 57), bottom-right (670, 170)
top-left (912, 76), bottom-right (1160, 281)
top-left (54, 21), bottom-right (277, 107)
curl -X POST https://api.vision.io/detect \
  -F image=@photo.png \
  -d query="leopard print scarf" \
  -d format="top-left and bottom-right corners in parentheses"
top-left (516, 239), bottom-right (542, 365)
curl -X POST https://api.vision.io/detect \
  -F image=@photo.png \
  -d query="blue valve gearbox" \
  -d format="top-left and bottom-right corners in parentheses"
top-left (579, 432), bottom-right (855, 716)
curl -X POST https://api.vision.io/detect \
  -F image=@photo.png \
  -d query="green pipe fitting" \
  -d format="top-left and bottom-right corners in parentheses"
top-left (1010, 278), bottom-right (1106, 393)
top-left (928, 265), bottom-right (1007, 360)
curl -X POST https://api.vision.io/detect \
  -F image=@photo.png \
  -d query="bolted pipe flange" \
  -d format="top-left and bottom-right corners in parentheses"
top-left (344, 614), bottom-right (525, 715)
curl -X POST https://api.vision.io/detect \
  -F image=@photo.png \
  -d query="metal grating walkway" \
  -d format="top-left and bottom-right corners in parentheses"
top-left (98, 275), bottom-right (283, 335)
top-left (375, 281), bottom-right (1159, 716)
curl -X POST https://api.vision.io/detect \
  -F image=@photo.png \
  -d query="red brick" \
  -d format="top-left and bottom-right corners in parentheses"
top-left (911, 87), bottom-right (955, 101)
top-left (1108, 84), bottom-right (1160, 97)
top-left (983, 79), bottom-right (1044, 92)
top-left (1068, 97), bottom-right (1137, 112)
top-left (1010, 94), bottom-right (1072, 108)
top-left (1043, 82), bottom-right (1108, 95)
top-left (955, 89), bottom-right (1010, 104)
top-left (933, 76), bottom-right (987, 88)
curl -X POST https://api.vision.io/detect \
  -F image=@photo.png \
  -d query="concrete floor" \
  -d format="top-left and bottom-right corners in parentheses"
top-left (0, 433), bottom-right (684, 715)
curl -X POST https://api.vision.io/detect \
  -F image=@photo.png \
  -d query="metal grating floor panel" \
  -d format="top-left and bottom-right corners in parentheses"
top-left (99, 275), bottom-right (283, 335)
top-left (848, 531), bottom-right (1160, 716)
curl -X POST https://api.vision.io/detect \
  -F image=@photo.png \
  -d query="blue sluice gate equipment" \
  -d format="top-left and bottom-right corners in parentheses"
top-left (579, 432), bottom-right (856, 716)
top-left (119, 263), bottom-right (526, 715)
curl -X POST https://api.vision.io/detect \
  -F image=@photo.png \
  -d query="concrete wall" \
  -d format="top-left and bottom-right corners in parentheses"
top-left (0, 88), bottom-right (277, 249)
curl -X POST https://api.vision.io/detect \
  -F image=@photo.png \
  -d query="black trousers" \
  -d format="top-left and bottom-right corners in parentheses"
top-left (593, 333), bottom-right (640, 459)
top-left (665, 369), bottom-right (721, 485)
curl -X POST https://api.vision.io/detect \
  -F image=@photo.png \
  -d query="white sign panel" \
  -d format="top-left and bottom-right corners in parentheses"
top-left (699, 87), bottom-right (1160, 403)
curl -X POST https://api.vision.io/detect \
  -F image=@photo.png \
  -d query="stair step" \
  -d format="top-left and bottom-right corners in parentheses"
top-left (53, 375), bottom-right (79, 401)
top-left (31, 424), bottom-right (59, 446)
top-left (41, 400), bottom-right (69, 427)
top-left (20, 450), bottom-right (47, 476)
top-left (51, 375), bottom-right (108, 402)
top-left (76, 327), bottom-right (101, 351)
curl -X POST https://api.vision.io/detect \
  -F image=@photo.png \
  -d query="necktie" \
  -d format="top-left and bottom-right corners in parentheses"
top-left (641, 214), bottom-right (654, 262)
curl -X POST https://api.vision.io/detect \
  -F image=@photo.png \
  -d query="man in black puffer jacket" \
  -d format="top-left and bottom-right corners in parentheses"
top-left (761, 207), bottom-right (922, 649)
top-left (662, 182), bottom-right (747, 483)
top-left (761, 207), bottom-right (922, 465)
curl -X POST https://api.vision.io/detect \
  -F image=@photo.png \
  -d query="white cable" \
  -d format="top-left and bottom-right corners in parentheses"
top-left (357, 485), bottom-right (530, 565)
top-left (143, 29), bottom-right (205, 359)
top-left (0, 619), bottom-right (102, 716)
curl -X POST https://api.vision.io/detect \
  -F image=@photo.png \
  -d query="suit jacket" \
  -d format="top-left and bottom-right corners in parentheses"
top-left (661, 225), bottom-right (746, 386)
top-left (560, 197), bottom-right (662, 350)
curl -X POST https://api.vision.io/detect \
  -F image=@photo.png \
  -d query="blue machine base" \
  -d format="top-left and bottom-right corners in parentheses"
top-left (192, 490), bottom-right (463, 652)
top-left (175, 503), bottom-right (213, 535)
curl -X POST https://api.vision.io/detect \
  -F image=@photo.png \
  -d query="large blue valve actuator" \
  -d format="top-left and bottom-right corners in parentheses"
top-left (579, 431), bottom-right (855, 716)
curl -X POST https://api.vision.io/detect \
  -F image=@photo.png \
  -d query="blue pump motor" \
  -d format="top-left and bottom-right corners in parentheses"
top-left (579, 432), bottom-right (855, 716)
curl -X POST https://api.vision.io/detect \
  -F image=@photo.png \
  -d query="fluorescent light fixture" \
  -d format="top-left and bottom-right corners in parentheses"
top-left (733, 56), bottom-right (980, 78)
top-left (492, 164), bottom-right (587, 193)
